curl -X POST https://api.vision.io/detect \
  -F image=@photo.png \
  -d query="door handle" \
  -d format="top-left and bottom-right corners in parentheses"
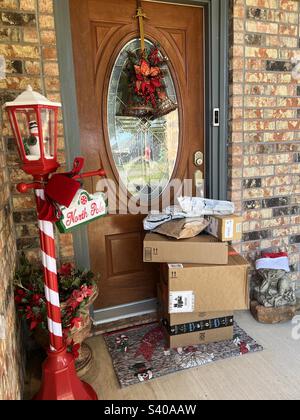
top-left (194, 151), bottom-right (203, 167)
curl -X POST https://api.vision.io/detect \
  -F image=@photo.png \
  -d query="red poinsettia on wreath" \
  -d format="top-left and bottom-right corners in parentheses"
top-left (133, 48), bottom-right (163, 108)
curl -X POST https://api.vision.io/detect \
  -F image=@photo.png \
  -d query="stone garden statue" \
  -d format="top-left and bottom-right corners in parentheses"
top-left (254, 268), bottom-right (297, 309)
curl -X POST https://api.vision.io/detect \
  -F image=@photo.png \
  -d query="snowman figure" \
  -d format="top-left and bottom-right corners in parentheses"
top-left (131, 363), bottom-right (153, 382)
top-left (26, 120), bottom-right (40, 158)
top-left (25, 120), bottom-right (50, 159)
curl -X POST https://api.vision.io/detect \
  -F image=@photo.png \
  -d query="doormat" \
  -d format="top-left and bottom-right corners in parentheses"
top-left (104, 322), bottom-right (263, 388)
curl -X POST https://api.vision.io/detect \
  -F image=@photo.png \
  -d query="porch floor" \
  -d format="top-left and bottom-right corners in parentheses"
top-left (83, 311), bottom-right (300, 400)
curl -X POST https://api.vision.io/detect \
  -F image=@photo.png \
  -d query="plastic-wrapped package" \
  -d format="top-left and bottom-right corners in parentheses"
top-left (143, 197), bottom-right (234, 231)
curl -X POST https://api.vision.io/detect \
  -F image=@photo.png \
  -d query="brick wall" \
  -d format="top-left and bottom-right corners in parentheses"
top-left (0, 135), bottom-right (23, 400)
top-left (0, 0), bottom-right (74, 399)
top-left (229, 0), bottom-right (300, 292)
top-left (1, 0), bottom-right (74, 262)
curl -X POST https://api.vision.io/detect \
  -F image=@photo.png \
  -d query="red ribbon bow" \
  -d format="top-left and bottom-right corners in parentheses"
top-left (134, 59), bottom-right (162, 107)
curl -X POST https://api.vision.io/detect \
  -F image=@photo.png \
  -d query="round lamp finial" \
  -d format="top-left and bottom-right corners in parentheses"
top-left (27, 85), bottom-right (33, 92)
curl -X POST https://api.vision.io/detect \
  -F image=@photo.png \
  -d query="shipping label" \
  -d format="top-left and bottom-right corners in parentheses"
top-left (168, 264), bottom-right (184, 269)
top-left (224, 219), bottom-right (234, 240)
top-left (169, 291), bottom-right (195, 313)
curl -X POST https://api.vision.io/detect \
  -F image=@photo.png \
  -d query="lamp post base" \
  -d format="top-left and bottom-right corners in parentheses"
top-left (33, 346), bottom-right (98, 401)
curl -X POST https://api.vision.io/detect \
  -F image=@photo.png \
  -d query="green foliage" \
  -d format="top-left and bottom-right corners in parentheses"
top-left (15, 252), bottom-right (44, 295)
top-left (15, 253), bottom-right (97, 303)
top-left (14, 253), bottom-right (99, 349)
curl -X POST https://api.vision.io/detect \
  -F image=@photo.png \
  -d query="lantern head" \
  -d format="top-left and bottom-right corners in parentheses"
top-left (5, 85), bottom-right (61, 178)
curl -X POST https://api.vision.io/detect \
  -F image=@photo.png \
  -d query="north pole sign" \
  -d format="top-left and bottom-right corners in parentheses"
top-left (56, 189), bottom-right (107, 233)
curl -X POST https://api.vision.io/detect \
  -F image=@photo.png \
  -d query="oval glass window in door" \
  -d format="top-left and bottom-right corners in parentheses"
top-left (107, 39), bottom-right (180, 203)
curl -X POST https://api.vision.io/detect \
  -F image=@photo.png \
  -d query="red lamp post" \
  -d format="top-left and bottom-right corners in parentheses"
top-left (5, 86), bottom-right (98, 400)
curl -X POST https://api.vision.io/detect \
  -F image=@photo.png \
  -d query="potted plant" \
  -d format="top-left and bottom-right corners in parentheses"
top-left (14, 253), bottom-right (98, 375)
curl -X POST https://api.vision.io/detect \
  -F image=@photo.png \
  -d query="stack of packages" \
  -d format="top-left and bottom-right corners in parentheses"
top-left (143, 197), bottom-right (250, 348)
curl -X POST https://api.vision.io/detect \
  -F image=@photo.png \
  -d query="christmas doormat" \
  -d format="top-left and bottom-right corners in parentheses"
top-left (104, 323), bottom-right (263, 388)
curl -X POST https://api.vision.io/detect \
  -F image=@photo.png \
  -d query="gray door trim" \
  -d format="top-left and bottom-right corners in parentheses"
top-left (53, 0), bottom-right (90, 268)
top-left (53, 0), bottom-right (229, 270)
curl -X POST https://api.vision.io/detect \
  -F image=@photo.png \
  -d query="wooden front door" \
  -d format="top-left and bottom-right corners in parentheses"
top-left (69, 0), bottom-right (205, 310)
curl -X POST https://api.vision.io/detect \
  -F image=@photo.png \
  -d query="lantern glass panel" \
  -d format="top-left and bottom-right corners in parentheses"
top-left (40, 108), bottom-right (56, 159)
top-left (15, 108), bottom-right (41, 161)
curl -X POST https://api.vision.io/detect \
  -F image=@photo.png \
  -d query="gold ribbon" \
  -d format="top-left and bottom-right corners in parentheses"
top-left (134, 0), bottom-right (148, 53)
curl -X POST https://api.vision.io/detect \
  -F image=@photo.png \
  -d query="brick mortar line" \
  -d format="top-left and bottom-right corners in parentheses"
top-left (244, 31), bottom-right (298, 37)
top-left (244, 8), bottom-right (300, 13)
top-left (245, 24), bottom-right (299, 29)
top-left (0, 11), bottom-right (36, 16)
top-left (0, 41), bottom-right (53, 48)
top-left (0, 9), bottom-right (54, 15)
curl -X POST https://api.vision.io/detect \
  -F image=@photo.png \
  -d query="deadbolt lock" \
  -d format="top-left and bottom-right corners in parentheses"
top-left (194, 151), bottom-right (203, 167)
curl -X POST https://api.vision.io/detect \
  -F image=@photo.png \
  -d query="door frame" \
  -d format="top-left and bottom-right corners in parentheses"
top-left (53, 0), bottom-right (229, 321)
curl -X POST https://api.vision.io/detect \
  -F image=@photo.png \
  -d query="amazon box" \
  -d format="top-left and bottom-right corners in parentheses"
top-left (144, 233), bottom-right (228, 265)
top-left (157, 282), bottom-right (233, 326)
top-left (163, 319), bottom-right (234, 349)
top-left (206, 214), bottom-right (243, 242)
top-left (161, 254), bottom-right (250, 313)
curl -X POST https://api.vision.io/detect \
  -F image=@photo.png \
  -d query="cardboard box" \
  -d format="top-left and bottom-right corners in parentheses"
top-left (163, 324), bottom-right (234, 348)
top-left (206, 214), bottom-right (243, 242)
top-left (157, 282), bottom-right (233, 326)
top-left (161, 254), bottom-right (250, 313)
top-left (144, 233), bottom-right (228, 265)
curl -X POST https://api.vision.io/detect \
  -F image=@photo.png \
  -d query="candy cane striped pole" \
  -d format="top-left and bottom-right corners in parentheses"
top-left (35, 189), bottom-right (63, 352)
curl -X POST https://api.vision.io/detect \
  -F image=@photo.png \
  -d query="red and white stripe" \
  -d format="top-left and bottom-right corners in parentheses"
top-left (36, 189), bottom-right (63, 352)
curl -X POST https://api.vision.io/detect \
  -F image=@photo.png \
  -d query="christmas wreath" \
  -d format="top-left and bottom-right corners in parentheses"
top-left (121, 2), bottom-right (178, 119)
top-left (126, 46), bottom-right (166, 109)
top-left (123, 45), bottom-right (177, 119)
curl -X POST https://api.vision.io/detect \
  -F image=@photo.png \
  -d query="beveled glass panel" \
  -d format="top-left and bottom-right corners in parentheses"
top-left (107, 39), bottom-right (179, 202)
top-left (16, 109), bottom-right (41, 161)
top-left (40, 108), bottom-right (55, 159)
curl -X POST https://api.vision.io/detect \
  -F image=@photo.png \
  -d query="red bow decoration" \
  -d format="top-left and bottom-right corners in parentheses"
top-left (134, 55), bottom-right (162, 108)
top-left (36, 158), bottom-right (106, 223)
top-left (36, 195), bottom-right (60, 222)
top-left (36, 158), bottom-right (84, 222)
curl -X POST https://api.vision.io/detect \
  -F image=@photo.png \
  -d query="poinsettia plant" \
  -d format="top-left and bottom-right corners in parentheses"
top-left (125, 45), bottom-right (168, 109)
top-left (14, 253), bottom-right (98, 358)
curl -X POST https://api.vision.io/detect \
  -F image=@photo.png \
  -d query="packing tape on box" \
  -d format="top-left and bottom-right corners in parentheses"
top-left (163, 316), bottom-right (234, 336)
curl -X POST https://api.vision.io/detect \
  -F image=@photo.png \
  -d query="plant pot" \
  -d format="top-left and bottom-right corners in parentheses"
top-left (33, 313), bottom-right (93, 375)
top-left (33, 287), bottom-right (98, 375)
